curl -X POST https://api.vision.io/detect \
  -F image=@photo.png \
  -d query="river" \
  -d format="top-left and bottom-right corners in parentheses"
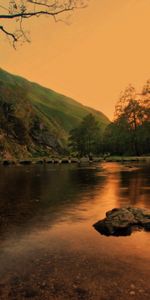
top-left (0, 162), bottom-right (150, 299)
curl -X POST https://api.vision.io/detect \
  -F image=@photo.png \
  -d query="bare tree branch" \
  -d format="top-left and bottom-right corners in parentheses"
top-left (0, 5), bottom-right (9, 12)
top-left (0, 8), bottom-right (75, 19)
top-left (0, 25), bottom-right (17, 48)
top-left (0, 0), bottom-right (89, 46)
top-left (27, 0), bottom-right (57, 8)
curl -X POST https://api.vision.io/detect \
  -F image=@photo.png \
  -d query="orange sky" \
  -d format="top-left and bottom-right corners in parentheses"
top-left (1, 0), bottom-right (150, 119)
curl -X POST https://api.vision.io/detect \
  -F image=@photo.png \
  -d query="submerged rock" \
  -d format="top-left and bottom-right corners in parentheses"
top-left (93, 207), bottom-right (150, 236)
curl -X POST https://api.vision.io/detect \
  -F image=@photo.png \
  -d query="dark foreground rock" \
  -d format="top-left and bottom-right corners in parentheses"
top-left (93, 207), bottom-right (150, 236)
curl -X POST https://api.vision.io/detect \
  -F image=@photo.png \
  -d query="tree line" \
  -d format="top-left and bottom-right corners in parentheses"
top-left (69, 81), bottom-right (150, 156)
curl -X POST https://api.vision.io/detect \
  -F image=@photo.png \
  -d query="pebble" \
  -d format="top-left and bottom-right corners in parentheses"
top-left (139, 289), bottom-right (144, 293)
top-left (129, 291), bottom-right (136, 296)
top-left (130, 284), bottom-right (135, 289)
top-left (41, 282), bottom-right (46, 288)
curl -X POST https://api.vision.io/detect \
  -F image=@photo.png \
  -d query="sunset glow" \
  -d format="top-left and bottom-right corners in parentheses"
top-left (1, 0), bottom-right (150, 119)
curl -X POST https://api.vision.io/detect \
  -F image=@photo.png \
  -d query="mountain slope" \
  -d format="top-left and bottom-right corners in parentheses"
top-left (0, 68), bottom-right (109, 159)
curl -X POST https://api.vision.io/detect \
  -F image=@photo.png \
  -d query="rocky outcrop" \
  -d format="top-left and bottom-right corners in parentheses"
top-left (0, 68), bottom-right (109, 160)
top-left (93, 207), bottom-right (150, 236)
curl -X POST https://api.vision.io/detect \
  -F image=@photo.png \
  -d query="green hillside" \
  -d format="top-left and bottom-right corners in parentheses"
top-left (0, 68), bottom-right (109, 159)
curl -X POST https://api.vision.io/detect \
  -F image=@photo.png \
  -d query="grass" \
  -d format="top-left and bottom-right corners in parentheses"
top-left (0, 68), bottom-right (110, 159)
top-left (0, 68), bottom-right (110, 142)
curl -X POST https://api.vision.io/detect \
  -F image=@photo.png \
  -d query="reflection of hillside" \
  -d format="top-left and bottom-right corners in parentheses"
top-left (116, 165), bottom-right (150, 207)
top-left (0, 164), bottom-right (106, 239)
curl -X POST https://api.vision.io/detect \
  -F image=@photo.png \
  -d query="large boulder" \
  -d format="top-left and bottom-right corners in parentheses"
top-left (93, 207), bottom-right (150, 236)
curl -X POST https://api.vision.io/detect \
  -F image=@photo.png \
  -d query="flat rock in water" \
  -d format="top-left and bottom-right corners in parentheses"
top-left (93, 207), bottom-right (150, 236)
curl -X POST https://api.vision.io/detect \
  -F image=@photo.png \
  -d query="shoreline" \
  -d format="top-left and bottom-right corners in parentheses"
top-left (0, 156), bottom-right (150, 166)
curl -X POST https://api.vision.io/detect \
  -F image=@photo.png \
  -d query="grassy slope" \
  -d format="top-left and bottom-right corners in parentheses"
top-left (0, 68), bottom-right (110, 158)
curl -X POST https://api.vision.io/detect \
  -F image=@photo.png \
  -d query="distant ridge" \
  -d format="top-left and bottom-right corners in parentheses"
top-left (0, 68), bottom-right (109, 159)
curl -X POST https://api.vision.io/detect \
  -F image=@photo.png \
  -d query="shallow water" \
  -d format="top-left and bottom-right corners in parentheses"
top-left (0, 162), bottom-right (150, 299)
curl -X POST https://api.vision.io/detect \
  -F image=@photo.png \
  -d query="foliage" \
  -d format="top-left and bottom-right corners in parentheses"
top-left (0, 68), bottom-right (109, 159)
top-left (104, 82), bottom-right (150, 155)
top-left (69, 114), bottom-right (102, 156)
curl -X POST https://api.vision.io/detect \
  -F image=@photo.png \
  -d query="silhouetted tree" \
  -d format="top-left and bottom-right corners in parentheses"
top-left (69, 114), bottom-right (102, 156)
top-left (104, 84), bottom-right (150, 155)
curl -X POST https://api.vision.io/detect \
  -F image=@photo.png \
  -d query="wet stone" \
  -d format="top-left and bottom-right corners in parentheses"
top-left (93, 207), bottom-right (150, 236)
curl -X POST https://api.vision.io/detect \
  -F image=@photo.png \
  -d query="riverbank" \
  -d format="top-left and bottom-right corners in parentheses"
top-left (0, 156), bottom-right (150, 166)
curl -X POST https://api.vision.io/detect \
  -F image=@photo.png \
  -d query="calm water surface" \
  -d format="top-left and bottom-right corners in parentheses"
top-left (0, 162), bottom-right (150, 300)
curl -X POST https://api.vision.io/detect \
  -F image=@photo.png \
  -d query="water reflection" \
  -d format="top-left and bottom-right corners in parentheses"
top-left (0, 164), bottom-right (106, 239)
top-left (116, 163), bottom-right (150, 207)
top-left (0, 162), bottom-right (150, 238)
top-left (0, 163), bottom-right (150, 300)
